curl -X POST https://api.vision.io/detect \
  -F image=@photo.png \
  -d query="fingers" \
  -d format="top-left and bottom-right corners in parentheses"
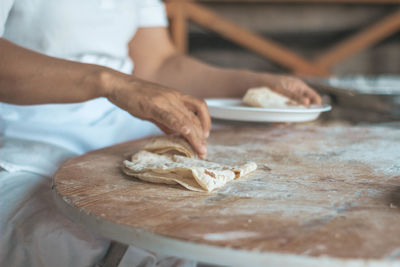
top-left (276, 84), bottom-right (309, 106)
top-left (278, 77), bottom-right (322, 106)
top-left (303, 86), bottom-right (322, 105)
top-left (183, 96), bottom-right (211, 138)
top-left (151, 104), bottom-right (207, 158)
top-left (290, 90), bottom-right (310, 106)
top-left (182, 112), bottom-right (208, 158)
top-left (112, 81), bottom-right (209, 158)
top-left (295, 80), bottom-right (322, 105)
top-left (274, 78), bottom-right (306, 106)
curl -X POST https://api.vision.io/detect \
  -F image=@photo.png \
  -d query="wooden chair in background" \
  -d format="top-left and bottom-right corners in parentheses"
top-left (165, 0), bottom-right (400, 76)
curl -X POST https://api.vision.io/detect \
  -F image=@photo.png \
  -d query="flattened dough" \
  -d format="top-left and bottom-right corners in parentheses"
top-left (122, 136), bottom-right (257, 192)
top-left (143, 135), bottom-right (196, 158)
top-left (243, 87), bottom-right (300, 108)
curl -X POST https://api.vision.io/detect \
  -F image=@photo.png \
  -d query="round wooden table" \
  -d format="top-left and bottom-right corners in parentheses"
top-left (53, 123), bottom-right (400, 266)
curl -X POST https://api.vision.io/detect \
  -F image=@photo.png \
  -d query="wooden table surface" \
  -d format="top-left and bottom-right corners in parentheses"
top-left (53, 123), bottom-right (400, 266)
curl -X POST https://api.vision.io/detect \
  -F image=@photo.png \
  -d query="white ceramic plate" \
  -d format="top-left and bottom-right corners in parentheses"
top-left (206, 98), bottom-right (331, 122)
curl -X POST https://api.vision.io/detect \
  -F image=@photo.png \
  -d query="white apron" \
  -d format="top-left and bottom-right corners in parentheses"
top-left (0, 1), bottom-right (195, 266)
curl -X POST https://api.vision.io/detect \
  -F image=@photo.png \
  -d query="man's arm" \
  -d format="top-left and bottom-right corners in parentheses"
top-left (0, 38), bottom-right (210, 157)
top-left (130, 27), bottom-right (321, 106)
top-left (0, 38), bottom-right (107, 104)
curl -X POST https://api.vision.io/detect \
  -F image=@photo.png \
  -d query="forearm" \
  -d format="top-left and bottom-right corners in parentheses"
top-left (142, 52), bottom-right (261, 98)
top-left (130, 27), bottom-right (320, 105)
top-left (0, 38), bottom-right (125, 105)
top-left (0, 39), bottom-right (210, 156)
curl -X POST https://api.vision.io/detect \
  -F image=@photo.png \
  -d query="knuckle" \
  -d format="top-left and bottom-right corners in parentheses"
top-left (151, 106), bottom-right (174, 123)
top-left (167, 90), bottom-right (182, 99)
top-left (198, 99), bottom-right (207, 109)
top-left (152, 93), bottom-right (168, 104)
top-left (153, 90), bottom-right (179, 102)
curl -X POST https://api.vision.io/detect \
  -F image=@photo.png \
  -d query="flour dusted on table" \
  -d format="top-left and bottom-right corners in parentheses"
top-left (122, 136), bottom-right (257, 192)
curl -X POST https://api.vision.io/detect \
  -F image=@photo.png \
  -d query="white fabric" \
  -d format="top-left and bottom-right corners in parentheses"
top-left (0, 0), bottom-right (14, 36)
top-left (2, 0), bottom-right (167, 60)
top-left (0, 138), bottom-right (108, 267)
top-left (0, 101), bottom-right (163, 154)
top-left (0, 138), bottom-right (196, 267)
top-left (0, 0), bottom-right (168, 157)
top-left (0, 1), bottom-right (197, 267)
top-left (0, 137), bottom-right (76, 176)
top-left (0, 170), bottom-right (109, 267)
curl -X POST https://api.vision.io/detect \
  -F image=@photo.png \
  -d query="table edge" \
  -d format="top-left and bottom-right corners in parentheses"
top-left (52, 187), bottom-right (398, 267)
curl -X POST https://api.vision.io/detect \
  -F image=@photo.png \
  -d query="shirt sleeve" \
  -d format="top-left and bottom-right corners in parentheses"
top-left (0, 0), bottom-right (15, 36)
top-left (138, 0), bottom-right (168, 28)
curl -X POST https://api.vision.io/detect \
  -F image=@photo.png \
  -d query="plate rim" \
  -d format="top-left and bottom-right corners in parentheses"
top-left (205, 98), bottom-right (332, 113)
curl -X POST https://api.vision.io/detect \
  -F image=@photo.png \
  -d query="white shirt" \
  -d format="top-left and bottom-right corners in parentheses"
top-left (0, 0), bottom-right (167, 155)
top-left (0, 4), bottom-right (194, 266)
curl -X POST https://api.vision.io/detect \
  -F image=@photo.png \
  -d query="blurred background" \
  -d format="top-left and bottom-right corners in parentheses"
top-left (189, 3), bottom-right (399, 75)
top-left (166, 0), bottom-right (400, 123)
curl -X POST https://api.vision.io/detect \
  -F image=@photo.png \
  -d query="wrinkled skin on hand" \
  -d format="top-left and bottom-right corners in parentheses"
top-left (257, 74), bottom-right (322, 106)
top-left (106, 73), bottom-right (320, 158)
top-left (108, 79), bottom-right (211, 158)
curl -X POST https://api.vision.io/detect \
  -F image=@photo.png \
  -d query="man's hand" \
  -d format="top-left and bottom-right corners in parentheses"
top-left (255, 74), bottom-right (322, 106)
top-left (105, 73), bottom-right (211, 158)
top-left (0, 38), bottom-right (210, 157)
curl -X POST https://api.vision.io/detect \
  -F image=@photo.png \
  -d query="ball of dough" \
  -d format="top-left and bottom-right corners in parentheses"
top-left (243, 87), bottom-right (299, 108)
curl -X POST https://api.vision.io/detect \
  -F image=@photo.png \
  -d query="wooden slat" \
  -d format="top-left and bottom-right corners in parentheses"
top-left (314, 8), bottom-right (400, 69)
top-left (166, 0), bottom-right (400, 76)
top-left (94, 242), bottom-right (129, 267)
top-left (184, 2), bottom-right (325, 75)
top-left (167, 2), bottom-right (188, 53)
